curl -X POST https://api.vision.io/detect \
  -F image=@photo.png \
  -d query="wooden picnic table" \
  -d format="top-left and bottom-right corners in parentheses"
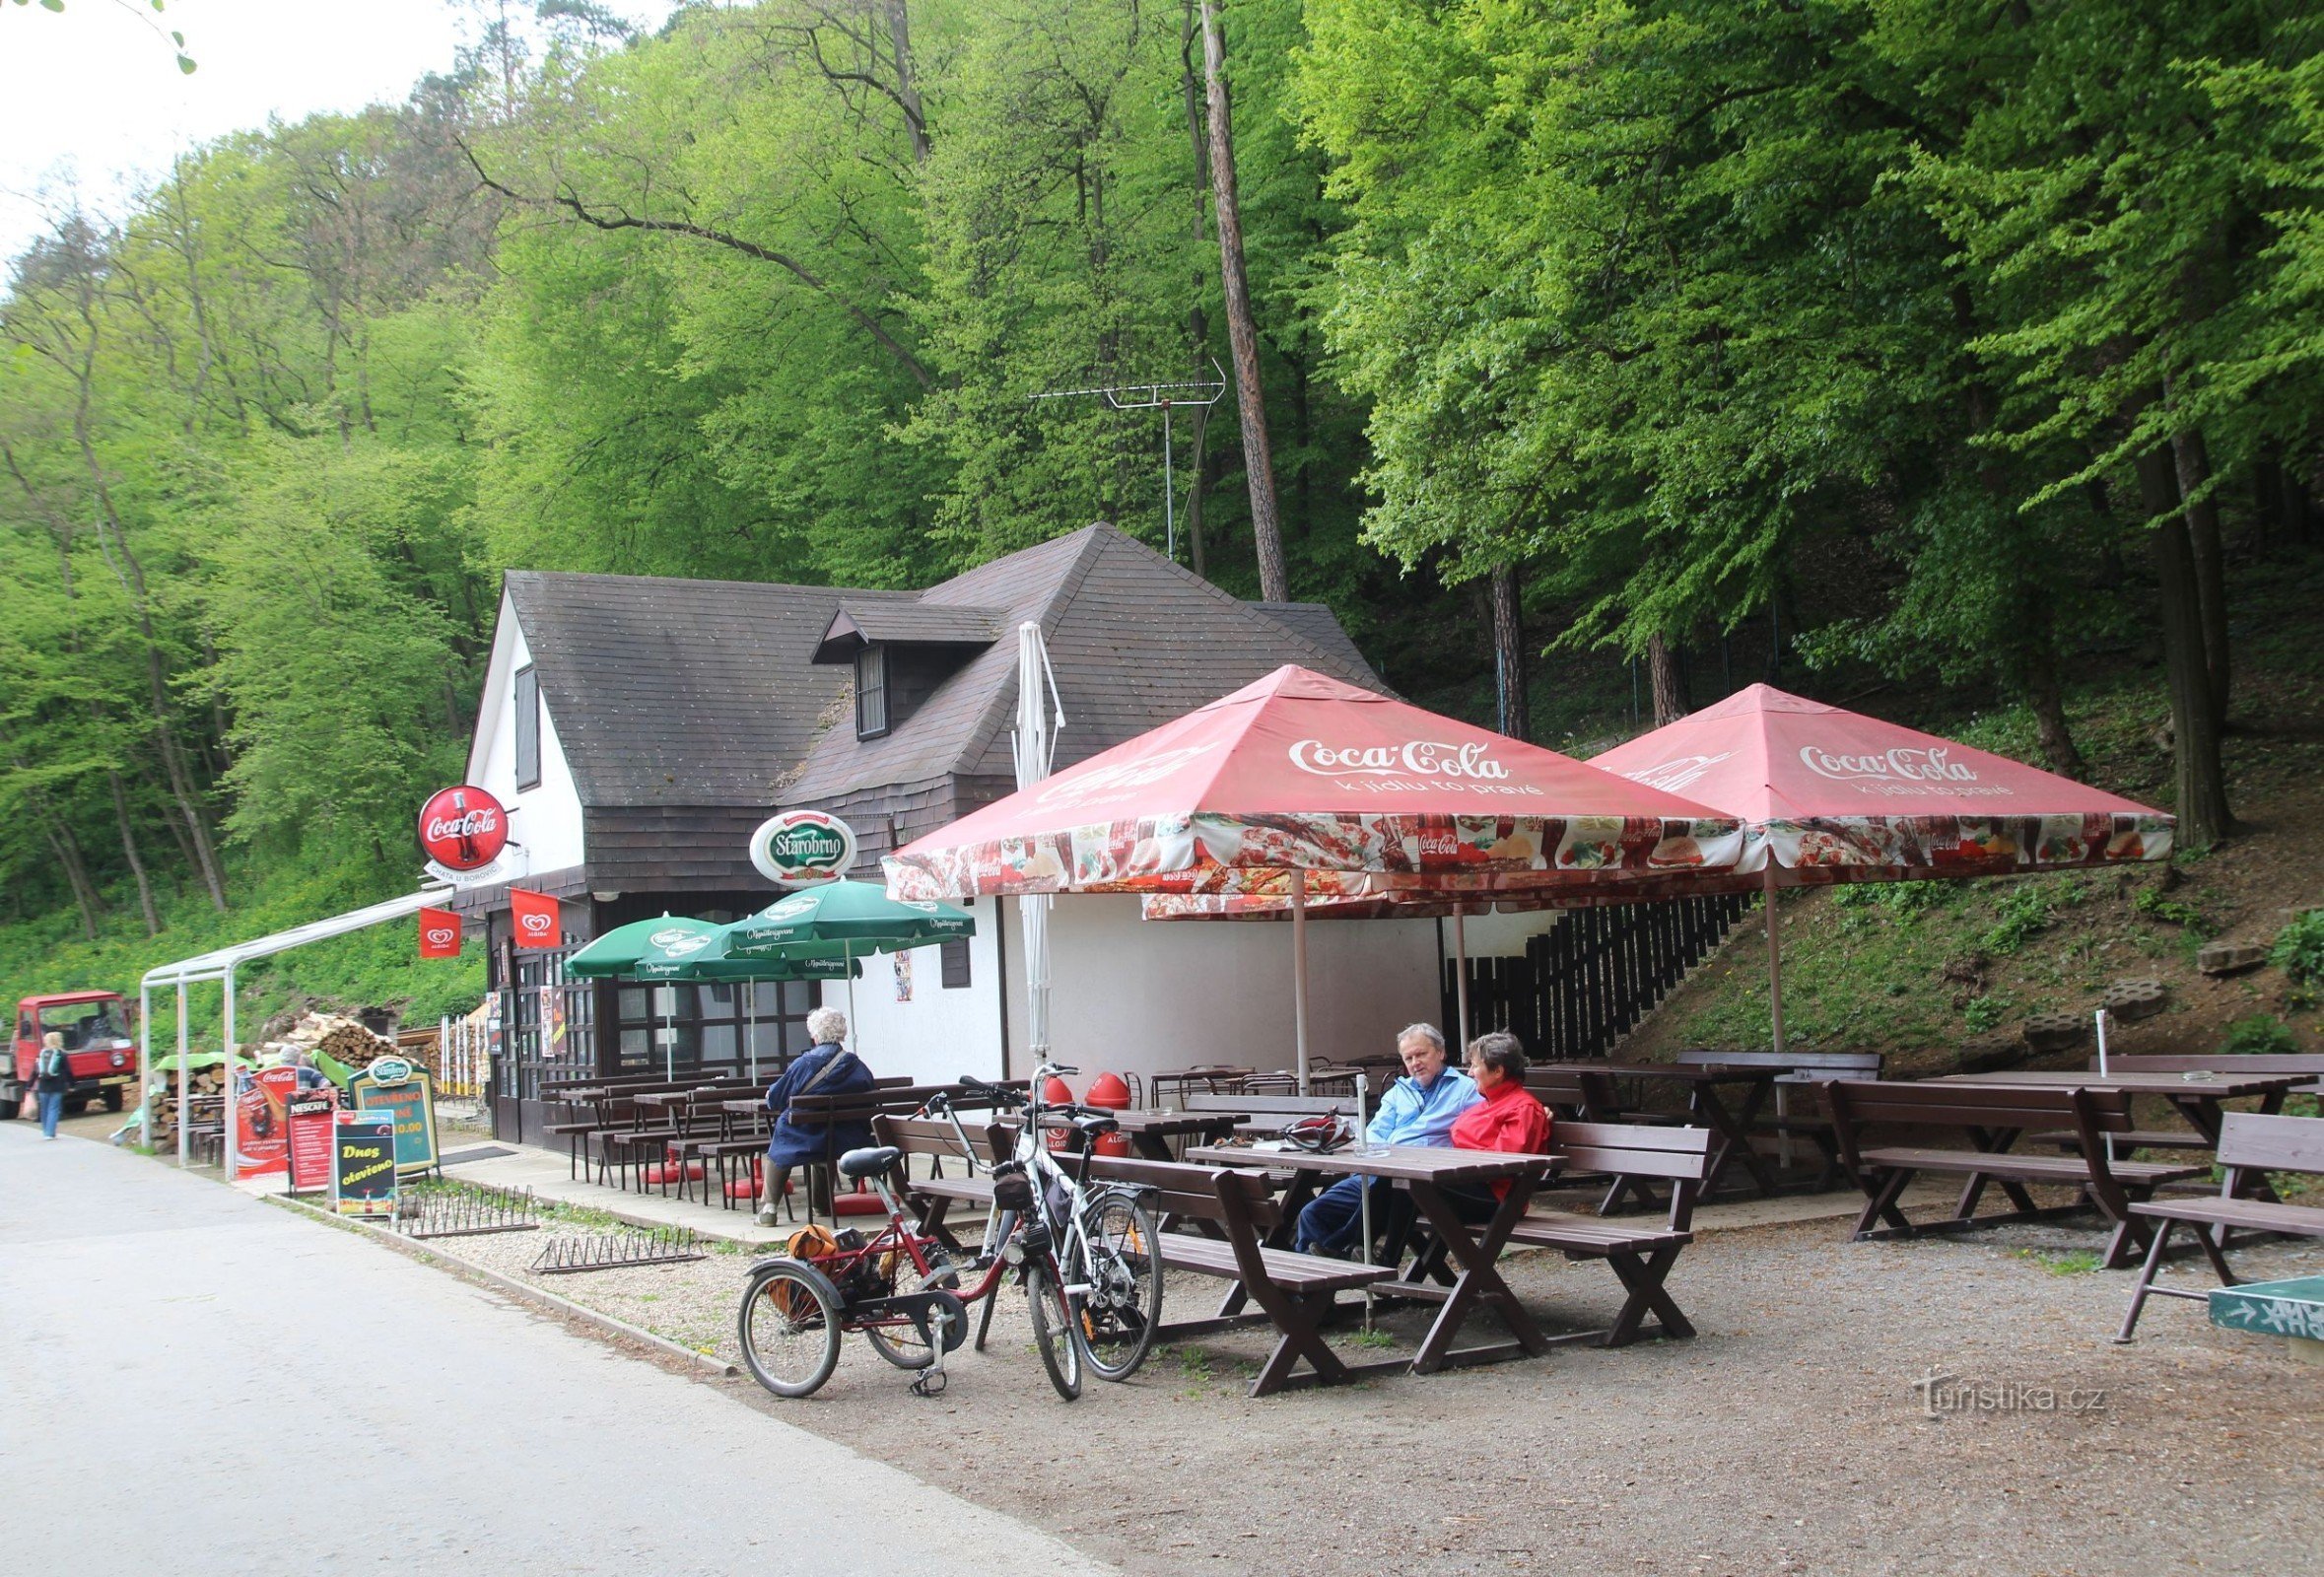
top-left (1569, 1060), bottom-right (1786, 1200)
top-left (1935, 1067), bottom-right (2303, 1200)
top-left (1038, 1107), bottom-right (1246, 1162)
top-left (1185, 1142), bottom-right (1552, 1376)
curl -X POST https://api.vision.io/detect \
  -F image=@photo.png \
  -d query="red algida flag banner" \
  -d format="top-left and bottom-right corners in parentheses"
top-left (418, 907), bottom-right (462, 959)
top-left (511, 888), bottom-right (562, 949)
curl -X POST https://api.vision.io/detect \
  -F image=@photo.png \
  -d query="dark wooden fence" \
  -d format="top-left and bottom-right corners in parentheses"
top-left (1441, 893), bottom-right (1753, 1060)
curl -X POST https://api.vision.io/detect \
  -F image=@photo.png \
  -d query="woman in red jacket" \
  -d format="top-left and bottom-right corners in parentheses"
top-left (1445, 1031), bottom-right (1551, 1222)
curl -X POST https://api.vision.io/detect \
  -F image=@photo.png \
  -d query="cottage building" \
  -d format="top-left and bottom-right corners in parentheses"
top-left (457, 524), bottom-right (1504, 1141)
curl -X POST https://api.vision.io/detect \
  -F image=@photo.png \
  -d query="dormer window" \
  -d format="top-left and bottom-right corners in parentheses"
top-left (855, 645), bottom-right (889, 738)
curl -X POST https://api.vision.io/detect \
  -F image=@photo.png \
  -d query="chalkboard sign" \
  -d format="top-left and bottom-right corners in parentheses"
top-left (330, 1114), bottom-right (399, 1218)
top-left (351, 1064), bottom-right (439, 1177)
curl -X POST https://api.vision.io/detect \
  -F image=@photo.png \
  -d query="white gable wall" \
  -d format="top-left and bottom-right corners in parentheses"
top-left (466, 589), bottom-right (586, 875)
top-left (814, 896), bottom-right (1007, 1087)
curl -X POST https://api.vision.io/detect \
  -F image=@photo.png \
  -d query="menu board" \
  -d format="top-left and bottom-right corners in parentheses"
top-left (350, 1062), bottom-right (440, 1177)
top-left (329, 1113), bottom-right (398, 1217)
top-left (286, 1092), bottom-right (338, 1193)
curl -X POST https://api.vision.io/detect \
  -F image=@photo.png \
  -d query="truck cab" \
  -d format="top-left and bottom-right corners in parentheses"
top-left (7, 992), bottom-right (137, 1117)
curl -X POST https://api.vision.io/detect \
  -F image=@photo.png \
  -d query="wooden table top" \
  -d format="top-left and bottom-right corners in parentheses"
top-left (1934, 1070), bottom-right (2303, 1097)
top-left (1573, 1061), bottom-right (1781, 1082)
top-left (719, 1098), bottom-right (770, 1115)
top-left (1041, 1108), bottom-right (1245, 1134)
top-left (1184, 1141), bottom-right (1548, 1184)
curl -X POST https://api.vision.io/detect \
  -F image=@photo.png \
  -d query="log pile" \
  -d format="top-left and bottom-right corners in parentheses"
top-left (149, 1064), bottom-right (230, 1146)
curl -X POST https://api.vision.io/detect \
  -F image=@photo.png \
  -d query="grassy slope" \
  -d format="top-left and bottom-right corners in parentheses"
top-left (0, 853), bottom-right (485, 1053)
top-left (1624, 547), bottom-right (2324, 1074)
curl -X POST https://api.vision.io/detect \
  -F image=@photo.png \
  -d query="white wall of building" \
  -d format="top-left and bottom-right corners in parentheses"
top-left (466, 591), bottom-right (586, 875)
top-left (818, 896), bottom-right (1007, 1088)
top-left (1449, 906), bottom-right (1564, 958)
top-left (1018, 895), bottom-right (1445, 1092)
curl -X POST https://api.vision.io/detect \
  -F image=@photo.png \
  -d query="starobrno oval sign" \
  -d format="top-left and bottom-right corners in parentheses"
top-left (749, 811), bottom-right (857, 888)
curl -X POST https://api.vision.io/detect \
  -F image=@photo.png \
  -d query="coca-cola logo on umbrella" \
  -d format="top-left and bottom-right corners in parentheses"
top-left (1287, 738), bottom-right (1511, 782)
top-left (1798, 745), bottom-right (1981, 787)
top-left (418, 786), bottom-right (510, 870)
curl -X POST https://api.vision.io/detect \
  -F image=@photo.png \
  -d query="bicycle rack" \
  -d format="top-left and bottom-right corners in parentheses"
top-left (530, 1224), bottom-right (705, 1275)
top-left (396, 1182), bottom-right (541, 1240)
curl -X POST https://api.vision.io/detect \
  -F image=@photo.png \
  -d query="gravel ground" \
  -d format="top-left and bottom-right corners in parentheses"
top-left (399, 1186), bottom-right (2324, 1577)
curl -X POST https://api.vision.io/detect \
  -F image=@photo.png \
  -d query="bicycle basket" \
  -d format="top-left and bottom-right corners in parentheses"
top-left (1278, 1111), bottom-right (1352, 1154)
top-left (785, 1224), bottom-right (840, 1264)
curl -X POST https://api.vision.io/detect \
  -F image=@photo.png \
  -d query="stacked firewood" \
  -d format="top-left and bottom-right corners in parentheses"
top-left (315, 1019), bottom-right (396, 1068)
top-left (148, 1064), bottom-right (230, 1145)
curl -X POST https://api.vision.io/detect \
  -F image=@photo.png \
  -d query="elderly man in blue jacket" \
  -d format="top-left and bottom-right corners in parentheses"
top-left (757, 1006), bottom-right (875, 1225)
top-left (1293, 1023), bottom-right (1477, 1257)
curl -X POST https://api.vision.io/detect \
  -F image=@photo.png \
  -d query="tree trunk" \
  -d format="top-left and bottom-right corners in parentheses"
top-left (35, 804), bottom-right (104, 942)
top-left (885, 0), bottom-right (930, 167)
top-left (1181, 0), bottom-right (1212, 582)
top-left (1197, 0), bottom-right (1288, 603)
top-left (2021, 647), bottom-right (2085, 781)
top-left (2169, 427), bottom-right (2231, 721)
top-left (1489, 564), bottom-right (1530, 740)
top-left (109, 769), bottom-right (161, 936)
top-left (2136, 447), bottom-right (2235, 849)
top-left (1648, 633), bottom-right (1690, 726)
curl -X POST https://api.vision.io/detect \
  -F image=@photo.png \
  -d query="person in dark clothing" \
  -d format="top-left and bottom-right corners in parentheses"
top-left (34, 1031), bottom-right (70, 1139)
top-left (758, 1007), bottom-right (874, 1224)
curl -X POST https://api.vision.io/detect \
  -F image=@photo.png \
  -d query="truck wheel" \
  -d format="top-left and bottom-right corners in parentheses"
top-left (103, 1087), bottom-right (125, 1113)
top-left (64, 1097), bottom-right (87, 1117)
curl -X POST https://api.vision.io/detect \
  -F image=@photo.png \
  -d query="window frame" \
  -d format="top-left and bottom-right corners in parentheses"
top-left (854, 644), bottom-right (890, 738)
top-left (939, 936), bottom-right (971, 990)
top-left (513, 664), bottom-right (542, 790)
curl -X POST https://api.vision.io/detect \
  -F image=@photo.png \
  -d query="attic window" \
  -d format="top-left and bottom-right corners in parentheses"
top-left (855, 645), bottom-right (889, 738)
top-left (514, 665), bottom-right (541, 789)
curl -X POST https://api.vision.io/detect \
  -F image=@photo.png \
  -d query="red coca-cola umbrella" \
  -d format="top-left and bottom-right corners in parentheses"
top-left (885, 665), bottom-right (1741, 1085)
top-left (1588, 683), bottom-right (2173, 1050)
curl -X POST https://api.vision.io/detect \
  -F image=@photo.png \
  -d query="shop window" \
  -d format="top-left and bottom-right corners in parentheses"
top-left (855, 645), bottom-right (888, 737)
top-left (615, 975), bottom-right (818, 1077)
top-left (940, 937), bottom-right (971, 990)
top-left (514, 664), bottom-right (541, 789)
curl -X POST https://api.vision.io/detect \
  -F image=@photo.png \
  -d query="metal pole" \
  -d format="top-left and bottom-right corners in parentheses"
top-left (1162, 402), bottom-right (1176, 563)
top-left (1290, 870), bottom-right (1312, 1095)
top-left (845, 944), bottom-right (857, 1048)
top-left (222, 965), bottom-right (238, 1180)
top-left (138, 986), bottom-right (151, 1151)
top-left (1453, 910), bottom-right (1471, 1047)
top-left (1762, 864), bottom-right (1786, 1056)
top-left (175, 983), bottom-right (188, 1168)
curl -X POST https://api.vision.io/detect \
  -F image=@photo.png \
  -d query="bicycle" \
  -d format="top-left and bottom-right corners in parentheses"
top-left (954, 1064), bottom-right (1165, 1401)
top-left (733, 1068), bottom-right (1160, 1401)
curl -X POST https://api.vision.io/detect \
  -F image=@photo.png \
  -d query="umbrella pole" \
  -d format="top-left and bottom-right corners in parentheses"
top-left (1762, 863), bottom-right (1787, 1057)
top-left (845, 943), bottom-right (857, 1049)
top-left (1291, 870), bottom-right (1312, 1096)
top-left (1453, 910), bottom-right (1471, 1047)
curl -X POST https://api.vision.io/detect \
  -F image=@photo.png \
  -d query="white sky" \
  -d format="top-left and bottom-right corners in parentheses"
top-left (0, 0), bottom-right (674, 268)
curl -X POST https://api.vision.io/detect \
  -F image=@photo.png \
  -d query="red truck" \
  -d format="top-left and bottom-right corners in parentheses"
top-left (5, 991), bottom-right (137, 1118)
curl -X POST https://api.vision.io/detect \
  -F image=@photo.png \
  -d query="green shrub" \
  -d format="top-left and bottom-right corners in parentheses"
top-left (1832, 879), bottom-right (1956, 918)
top-left (2133, 886), bottom-right (2209, 932)
top-left (2221, 1014), bottom-right (2299, 1057)
top-left (1982, 887), bottom-right (2055, 955)
top-left (1962, 997), bottom-right (2004, 1033)
top-left (2270, 910), bottom-right (2324, 985)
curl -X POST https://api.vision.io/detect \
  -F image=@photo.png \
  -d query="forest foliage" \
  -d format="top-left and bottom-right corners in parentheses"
top-left (5, 0), bottom-right (2323, 1003)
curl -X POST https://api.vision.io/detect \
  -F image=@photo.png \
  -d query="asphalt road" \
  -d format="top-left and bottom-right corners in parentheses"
top-left (0, 1125), bottom-right (1112, 1575)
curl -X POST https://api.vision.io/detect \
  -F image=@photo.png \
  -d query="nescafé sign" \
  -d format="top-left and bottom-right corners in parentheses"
top-left (749, 811), bottom-right (856, 888)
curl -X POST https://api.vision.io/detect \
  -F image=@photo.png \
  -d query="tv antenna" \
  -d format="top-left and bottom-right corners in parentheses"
top-left (1030, 360), bottom-right (1228, 566)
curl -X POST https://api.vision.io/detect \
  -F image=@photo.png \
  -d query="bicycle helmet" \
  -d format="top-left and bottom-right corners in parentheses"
top-left (1278, 1110), bottom-right (1353, 1153)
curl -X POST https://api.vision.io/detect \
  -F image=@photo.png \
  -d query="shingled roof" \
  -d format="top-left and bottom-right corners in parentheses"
top-left (492, 526), bottom-right (1381, 883)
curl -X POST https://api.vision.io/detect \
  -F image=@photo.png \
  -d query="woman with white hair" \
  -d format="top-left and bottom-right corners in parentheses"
top-left (758, 1006), bottom-right (875, 1225)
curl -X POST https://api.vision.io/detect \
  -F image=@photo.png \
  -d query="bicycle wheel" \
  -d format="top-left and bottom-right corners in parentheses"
top-left (1023, 1260), bottom-right (1083, 1402)
top-left (1076, 1190), bottom-right (1163, 1382)
top-left (737, 1258), bottom-right (842, 1399)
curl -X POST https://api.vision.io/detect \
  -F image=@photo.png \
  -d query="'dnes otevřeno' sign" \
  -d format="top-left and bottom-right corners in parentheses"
top-left (750, 811), bottom-right (857, 887)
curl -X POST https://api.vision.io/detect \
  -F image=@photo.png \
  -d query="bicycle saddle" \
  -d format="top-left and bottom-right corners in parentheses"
top-left (835, 1145), bottom-right (903, 1181)
top-left (1068, 1112), bottom-right (1120, 1136)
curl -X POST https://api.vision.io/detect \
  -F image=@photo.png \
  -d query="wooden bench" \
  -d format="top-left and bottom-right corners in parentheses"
top-left (2115, 1112), bottom-right (2324, 1340)
top-left (2035, 1055), bottom-right (2324, 1154)
top-left (1524, 1066), bottom-right (1676, 1211)
top-left (782, 1081), bottom-right (1025, 1224)
top-left (1082, 1155), bottom-right (1401, 1398)
top-left (1503, 1123), bottom-right (1714, 1347)
top-left (872, 1112), bottom-right (1015, 1250)
top-left (1823, 1079), bottom-right (2207, 1268)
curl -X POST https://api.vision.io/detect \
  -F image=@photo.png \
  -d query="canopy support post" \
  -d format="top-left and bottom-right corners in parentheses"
top-left (175, 984), bottom-right (189, 1168)
top-left (222, 965), bottom-right (239, 1181)
top-left (1762, 864), bottom-right (1786, 1057)
top-left (1291, 870), bottom-right (1311, 1096)
top-left (1453, 910), bottom-right (1471, 1047)
top-left (138, 986), bottom-right (151, 1152)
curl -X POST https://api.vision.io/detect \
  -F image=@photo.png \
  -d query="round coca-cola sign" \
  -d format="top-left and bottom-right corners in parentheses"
top-left (417, 786), bottom-right (510, 871)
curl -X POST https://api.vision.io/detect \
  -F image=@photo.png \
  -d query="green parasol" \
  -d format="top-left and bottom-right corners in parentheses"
top-left (564, 916), bottom-right (724, 979)
top-left (725, 881), bottom-right (976, 1043)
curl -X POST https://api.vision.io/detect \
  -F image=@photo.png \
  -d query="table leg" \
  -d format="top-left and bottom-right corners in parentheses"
top-left (1406, 1174), bottom-right (1549, 1374)
top-left (1216, 1169), bottom-right (1319, 1320)
top-left (1693, 1080), bottom-right (1778, 1199)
